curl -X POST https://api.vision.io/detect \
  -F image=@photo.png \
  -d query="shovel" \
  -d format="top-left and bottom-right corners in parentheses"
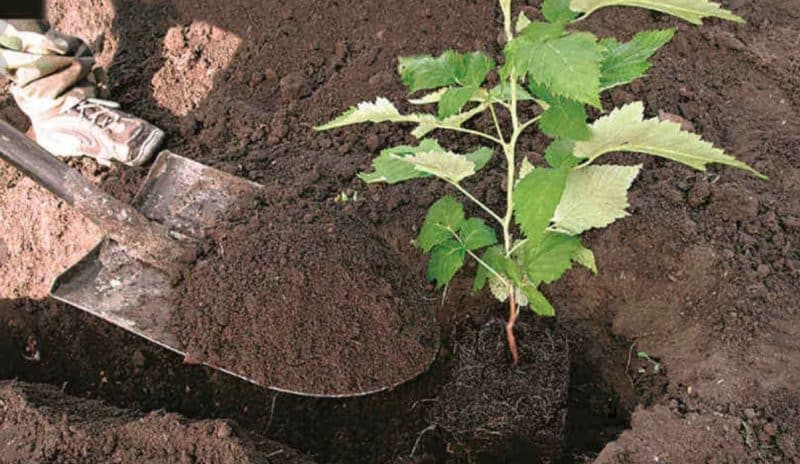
top-left (0, 120), bottom-right (438, 397)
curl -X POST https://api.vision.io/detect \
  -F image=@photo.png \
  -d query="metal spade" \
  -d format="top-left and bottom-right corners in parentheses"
top-left (0, 120), bottom-right (438, 397)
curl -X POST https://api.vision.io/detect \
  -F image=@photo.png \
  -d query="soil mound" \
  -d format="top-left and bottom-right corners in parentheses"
top-left (172, 197), bottom-right (439, 396)
top-left (0, 380), bottom-right (312, 464)
top-left (433, 315), bottom-right (570, 460)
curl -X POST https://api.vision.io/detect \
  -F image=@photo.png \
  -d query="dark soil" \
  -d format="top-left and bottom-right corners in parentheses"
top-left (0, 380), bottom-right (312, 464)
top-left (1, 0), bottom-right (799, 462)
top-left (433, 316), bottom-right (570, 461)
top-left (172, 196), bottom-right (439, 396)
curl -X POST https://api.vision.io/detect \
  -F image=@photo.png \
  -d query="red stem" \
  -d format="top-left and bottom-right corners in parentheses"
top-left (506, 288), bottom-right (520, 364)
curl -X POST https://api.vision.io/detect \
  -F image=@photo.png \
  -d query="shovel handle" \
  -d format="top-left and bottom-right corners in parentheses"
top-left (0, 120), bottom-right (195, 275)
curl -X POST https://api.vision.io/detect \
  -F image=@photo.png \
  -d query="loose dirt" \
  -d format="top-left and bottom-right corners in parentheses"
top-left (0, 0), bottom-right (799, 462)
top-left (172, 196), bottom-right (438, 396)
top-left (0, 380), bottom-right (312, 464)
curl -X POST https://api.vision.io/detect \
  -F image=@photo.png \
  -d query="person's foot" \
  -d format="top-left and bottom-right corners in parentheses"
top-left (29, 98), bottom-right (164, 166)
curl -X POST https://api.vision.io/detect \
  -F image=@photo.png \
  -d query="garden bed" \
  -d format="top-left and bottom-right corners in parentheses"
top-left (1, 0), bottom-right (799, 462)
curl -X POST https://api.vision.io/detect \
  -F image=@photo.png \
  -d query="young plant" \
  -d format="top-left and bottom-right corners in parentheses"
top-left (316, 0), bottom-right (764, 363)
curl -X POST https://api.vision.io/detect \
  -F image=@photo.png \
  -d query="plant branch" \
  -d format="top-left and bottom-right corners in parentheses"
top-left (443, 126), bottom-right (503, 145)
top-left (519, 115), bottom-right (541, 134)
top-left (448, 182), bottom-right (504, 227)
top-left (489, 103), bottom-right (507, 144)
top-left (449, 229), bottom-right (508, 285)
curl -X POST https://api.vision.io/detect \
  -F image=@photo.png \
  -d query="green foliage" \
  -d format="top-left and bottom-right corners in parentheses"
top-left (316, 0), bottom-right (760, 326)
top-left (569, 0), bottom-right (745, 25)
top-left (599, 29), bottom-right (675, 90)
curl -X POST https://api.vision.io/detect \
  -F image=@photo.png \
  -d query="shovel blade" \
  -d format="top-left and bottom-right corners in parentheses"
top-left (50, 151), bottom-right (438, 397)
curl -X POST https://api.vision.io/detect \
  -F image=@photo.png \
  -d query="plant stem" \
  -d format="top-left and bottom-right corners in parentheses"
top-left (500, 0), bottom-right (522, 363)
top-left (506, 288), bottom-right (520, 364)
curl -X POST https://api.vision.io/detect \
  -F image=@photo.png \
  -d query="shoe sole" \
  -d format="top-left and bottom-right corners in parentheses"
top-left (127, 128), bottom-right (165, 167)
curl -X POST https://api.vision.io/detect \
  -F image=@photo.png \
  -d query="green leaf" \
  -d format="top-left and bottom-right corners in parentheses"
top-left (505, 29), bottom-right (604, 107)
top-left (600, 29), bottom-right (675, 90)
top-left (427, 240), bottom-right (466, 288)
top-left (520, 285), bottom-right (556, 316)
top-left (358, 139), bottom-right (443, 184)
top-left (530, 82), bottom-right (590, 141)
top-left (473, 245), bottom-right (508, 292)
top-left (569, 0), bottom-right (745, 25)
top-left (439, 85), bottom-right (479, 118)
top-left (539, 98), bottom-right (590, 141)
top-left (574, 102), bottom-right (766, 178)
top-left (460, 218), bottom-right (498, 251)
top-left (398, 51), bottom-right (494, 93)
top-left (523, 232), bottom-right (581, 284)
top-left (403, 150), bottom-right (477, 183)
top-left (513, 167), bottom-right (569, 247)
top-left (518, 157), bottom-right (536, 183)
top-left (553, 164), bottom-right (642, 234)
top-left (416, 196), bottom-right (465, 253)
top-left (573, 243), bottom-right (598, 273)
top-left (544, 139), bottom-right (581, 168)
top-left (315, 97), bottom-right (416, 130)
top-left (465, 146), bottom-right (494, 171)
top-left (542, 0), bottom-right (580, 23)
top-left (411, 102), bottom-right (488, 138)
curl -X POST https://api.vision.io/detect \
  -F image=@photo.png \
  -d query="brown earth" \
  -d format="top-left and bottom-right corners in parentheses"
top-left (0, 379), bottom-right (312, 464)
top-left (0, 0), bottom-right (799, 462)
top-left (173, 195), bottom-right (438, 396)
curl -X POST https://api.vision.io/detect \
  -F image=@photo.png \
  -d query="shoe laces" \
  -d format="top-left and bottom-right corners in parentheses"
top-left (71, 98), bottom-right (122, 129)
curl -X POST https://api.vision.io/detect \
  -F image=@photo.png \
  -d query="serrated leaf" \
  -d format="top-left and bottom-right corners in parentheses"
top-left (505, 29), bottom-right (603, 107)
top-left (574, 102), bottom-right (765, 178)
top-left (460, 218), bottom-right (498, 251)
top-left (569, 0), bottom-right (744, 25)
top-left (520, 285), bottom-right (556, 316)
top-left (513, 167), bottom-right (569, 247)
top-left (412, 102), bottom-right (488, 138)
top-left (573, 243), bottom-right (598, 273)
top-left (539, 97), bottom-right (590, 141)
top-left (542, 0), bottom-right (580, 23)
top-left (315, 97), bottom-right (416, 130)
top-left (404, 150), bottom-right (476, 183)
top-left (358, 139), bottom-right (444, 184)
top-left (489, 276), bottom-right (512, 302)
top-left (552, 164), bottom-right (641, 234)
top-left (488, 83), bottom-right (535, 103)
top-left (553, 164), bottom-right (641, 234)
top-left (600, 29), bottom-right (675, 90)
top-left (523, 232), bottom-right (581, 284)
top-left (398, 51), bottom-right (494, 93)
top-left (518, 158), bottom-right (536, 183)
top-left (416, 195), bottom-right (465, 253)
top-left (544, 139), bottom-right (582, 168)
top-left (409, 88), bottom-right (448, 105)
top-left (427, 240), bottom-right (466, 288)
top-left (472, 245), bottom-right (507, 292)
top-left (466, 146), bottom-right (493, 171)
top-left (439, 85), bottom-right (479, 118)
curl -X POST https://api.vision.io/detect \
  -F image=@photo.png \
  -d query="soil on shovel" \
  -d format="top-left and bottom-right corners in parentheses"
top-left (171, 196), bottom-right (438, 395)
top-left (0, 380), bottom-right (313, 464)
